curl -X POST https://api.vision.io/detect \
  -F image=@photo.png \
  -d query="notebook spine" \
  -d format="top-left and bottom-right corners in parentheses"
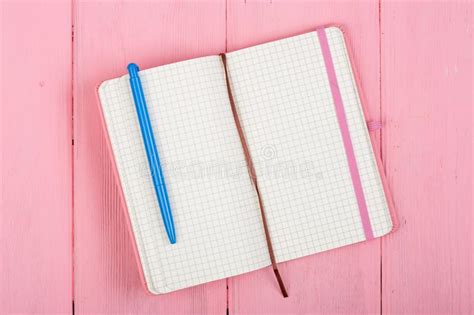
top-left (220, 53), bottom-right (288, 298)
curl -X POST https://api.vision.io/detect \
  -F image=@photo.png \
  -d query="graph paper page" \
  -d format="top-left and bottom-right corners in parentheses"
top-left (98, 56), bottom-right (270, 294)
top-left (226, 27), bottom-right (393, 263)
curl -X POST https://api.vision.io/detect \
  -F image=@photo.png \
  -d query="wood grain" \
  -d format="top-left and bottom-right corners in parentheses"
top-left (226, 1), bottom-right (383, 313)
top-left (73, 1), bottom-right (227, 314)
top-left (0, 1), bottom-right (72, 314)
top-left (1, 0), bottom-right (472, 314)
top-left (381, 1), bottom-right (473, 314)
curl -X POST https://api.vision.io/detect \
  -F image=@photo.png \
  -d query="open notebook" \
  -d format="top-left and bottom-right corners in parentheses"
top-left (98, 27), bottom-right (396, 295)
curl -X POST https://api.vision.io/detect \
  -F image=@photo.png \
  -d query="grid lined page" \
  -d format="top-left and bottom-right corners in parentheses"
top-left (226, 27), bottom-right (393, 263)
top-left (98, 56), bottom-right (269, 294)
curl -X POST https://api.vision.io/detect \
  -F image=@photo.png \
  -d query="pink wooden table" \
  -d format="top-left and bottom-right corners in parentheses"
top-left (1, 1), bottom-right (472, 314)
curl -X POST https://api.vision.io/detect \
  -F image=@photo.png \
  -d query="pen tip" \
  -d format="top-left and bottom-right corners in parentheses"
top-left (169, 233), bottom-right (176, 244)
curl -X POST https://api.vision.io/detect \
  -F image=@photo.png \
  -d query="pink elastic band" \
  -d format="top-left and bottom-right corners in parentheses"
top-left (367, 120), bottom-right (382, 132)
top-left (317, 29), bottom-right (374, 240)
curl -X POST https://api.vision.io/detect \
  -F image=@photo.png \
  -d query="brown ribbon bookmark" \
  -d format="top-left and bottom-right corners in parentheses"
top-left (220, 53), bottom-right (288, 298)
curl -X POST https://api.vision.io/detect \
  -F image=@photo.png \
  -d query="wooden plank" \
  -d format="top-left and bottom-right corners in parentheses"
top-left (0, 1), bottom-right (72, 314)
top-left (381, 1), bottom-right (473, 314)
top-left (226, 1), bottom-right (383, 313)
top-left (73, 1), bottom-right (227, 314)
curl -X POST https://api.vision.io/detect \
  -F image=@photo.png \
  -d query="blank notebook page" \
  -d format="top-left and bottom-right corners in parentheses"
top-left (98, 56), bottom-right (270, 294)
top-left (226, 27), bottom-right (393, 263)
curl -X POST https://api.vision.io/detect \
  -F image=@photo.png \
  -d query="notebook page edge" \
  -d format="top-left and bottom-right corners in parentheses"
top-left (98, 78), bottom-right (162, 294)
top-left (325, 26), bottom-right (394, 237)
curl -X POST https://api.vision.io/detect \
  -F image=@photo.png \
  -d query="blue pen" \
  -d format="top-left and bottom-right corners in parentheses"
top-left (127, 63), bottom-right (176, 244)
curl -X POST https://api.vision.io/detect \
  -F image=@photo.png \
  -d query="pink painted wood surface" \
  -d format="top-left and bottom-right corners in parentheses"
top-left (1, 0), bottom-right (472, 314)
top-left (0, 1), bottom-right (72, 314)
top-left (226, 1), bottom-right (383, 313)
top-left (381, 1), bottom-right (473, 314)
top-left (73, 1), bottom-right (227, 314)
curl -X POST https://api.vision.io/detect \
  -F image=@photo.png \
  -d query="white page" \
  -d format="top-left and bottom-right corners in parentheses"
top-left (225, 27), bottom-right (393, 263)
top-left (98, 56), bottom-right (270, 294)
